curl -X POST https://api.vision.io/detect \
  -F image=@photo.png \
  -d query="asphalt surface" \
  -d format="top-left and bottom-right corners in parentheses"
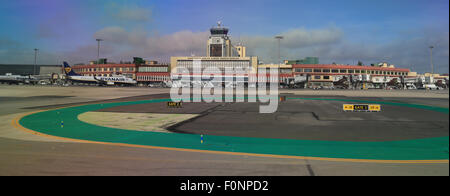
top-left (3, 136), bottom-right (447, 176)
top-left (1, 86), bottom-right (448, 176)
top-left (90, 94), bottom-right (449, 142)
top-left (169, 97), bottom-right (449, 141)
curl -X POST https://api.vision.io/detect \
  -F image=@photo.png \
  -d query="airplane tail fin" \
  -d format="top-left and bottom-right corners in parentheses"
top-left (63, 62), bottom-right (81, 76)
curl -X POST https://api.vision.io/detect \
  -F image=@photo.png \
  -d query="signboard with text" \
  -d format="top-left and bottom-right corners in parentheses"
top-left (343, 104), bottom-right (381, 112)
top-left (167, 101), bottom-right (183, 108)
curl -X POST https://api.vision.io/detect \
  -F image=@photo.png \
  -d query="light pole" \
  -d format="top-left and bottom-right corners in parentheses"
top-left (429, 46), bottom-right (434, 75)
top-left (274, 36), bottom-right (284, 64)
top-left (34, 48), bottom-right (39, 75)
top-left (96, 39), bottom-right (103, 63)
top-left (275, 35), bottom-right (284, 87)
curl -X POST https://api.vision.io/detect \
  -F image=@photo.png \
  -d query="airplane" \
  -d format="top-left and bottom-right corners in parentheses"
top-left (0, 73), bottom-right (38, 85)
top-left (63, 62), bottom-right (137, 86)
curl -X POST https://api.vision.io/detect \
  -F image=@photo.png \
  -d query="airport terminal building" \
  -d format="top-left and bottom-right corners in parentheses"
top-left (71, 63), bottom-right (137, 78)
top-left (136, 62), bottom-right (171, 84)
top-left (170, 22), bottom-right (259, 86)
top-left (168, 23), bottom-right (418, 88)
top-left (0, 64), bottom-right (62, 76)
top-left (65, 23), bottom-right (446, 89)
top-left (71, 60), bottom-right (171, 85)
top-left (292, 63), bottom-right (411, 88)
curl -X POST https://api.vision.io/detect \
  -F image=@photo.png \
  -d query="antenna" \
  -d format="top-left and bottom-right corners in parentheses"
top-left (217, 17), bottom-right (224, 27)
top-left (237, 33), bottom-right (241, 46)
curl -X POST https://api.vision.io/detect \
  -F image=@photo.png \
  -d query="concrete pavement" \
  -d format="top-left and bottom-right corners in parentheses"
top-left (0, 86), bottom-right (448, 175)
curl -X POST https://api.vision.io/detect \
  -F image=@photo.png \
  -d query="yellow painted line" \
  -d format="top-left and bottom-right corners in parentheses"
top-left (12, 107), bottom-right (449, 164)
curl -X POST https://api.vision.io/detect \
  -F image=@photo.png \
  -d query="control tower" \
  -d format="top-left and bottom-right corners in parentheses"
top-left (206, 21), bottom-right (233, 57)
top-left (171, 22), bottom-right (257, 81)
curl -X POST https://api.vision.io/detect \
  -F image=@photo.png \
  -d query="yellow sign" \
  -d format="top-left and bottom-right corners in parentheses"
top-left (167, 101), bottom-right (183, 108)
top-left (343, 104), bottom-right (354, 111)
top-left (369, 104), bottom-right (381, 112)
top-left (343, 104), bottom-right (381, 112)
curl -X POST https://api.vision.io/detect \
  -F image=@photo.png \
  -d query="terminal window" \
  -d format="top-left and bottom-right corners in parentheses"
top-left (210, 44), bottom-right (222, 57)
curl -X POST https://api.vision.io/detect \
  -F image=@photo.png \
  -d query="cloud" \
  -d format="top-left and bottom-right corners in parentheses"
top-left (0, 38), bottom-right (21, 49)
top-left (94, 26), bottom-right (130, 44)
top-left (1, 23), bottom-right (447, 74)
top-left (241, 26), bottom-right (344, 63)
top-left (0, 38), bottom-right (44, 64)
top-left (281, 27), bottom-right (343, 48)
top-left (375, 31), bottom-right (449, 73)
top-left (91, 26), bottom-right (208, 62)
top-left (114, 6), bottom-right (151, 22)
top-left (36, 22), bottom-right (59, 39)
top-left (105, 3), bottom-right (152, 23)
top-left (72, 25), bottom-right (450, 73)
top-left (239, 26), bottom-right (448, 73)
top-left (0, 47), bottom-right (60, 65)
top-left (144, 31), bottom-right (209, 55)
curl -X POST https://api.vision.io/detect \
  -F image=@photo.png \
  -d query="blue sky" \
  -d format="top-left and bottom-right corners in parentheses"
top-left (0, 0), bottom-right (448, 73)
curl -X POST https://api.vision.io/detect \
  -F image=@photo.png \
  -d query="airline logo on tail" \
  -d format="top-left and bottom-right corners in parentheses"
top-left (64, 67), bottom-right (72, 74)
top-left (63, 62), bottom-right (81, 76)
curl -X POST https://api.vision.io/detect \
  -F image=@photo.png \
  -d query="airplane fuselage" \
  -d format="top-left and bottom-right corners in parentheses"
top-left (0, 75), bottom-right (37, 84)
top-left (67, 75), bottom-right (136, 85)
top-left (63, 61), bottom-right (137, 86)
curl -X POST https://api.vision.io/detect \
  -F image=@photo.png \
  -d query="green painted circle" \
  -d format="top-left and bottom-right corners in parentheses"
top-left (19, 97), bottom-right (449, 161)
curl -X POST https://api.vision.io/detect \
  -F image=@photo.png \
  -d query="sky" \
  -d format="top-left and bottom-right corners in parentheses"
top-left (0, 0), bottom-right (448, 73)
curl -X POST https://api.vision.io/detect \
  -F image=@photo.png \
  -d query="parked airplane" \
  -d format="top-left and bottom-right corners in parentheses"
top-left (0, 73), bottom-right (37, 85)
top-left (63, 62), bottom-right (137, 86)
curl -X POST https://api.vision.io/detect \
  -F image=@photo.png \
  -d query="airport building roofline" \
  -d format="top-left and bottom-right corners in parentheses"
top-left (72, 64), bottom-right (137, 68)
top-left (170, 56), bottom-right (254, 60)
top-left (292, 64), bottom-right (410, 72)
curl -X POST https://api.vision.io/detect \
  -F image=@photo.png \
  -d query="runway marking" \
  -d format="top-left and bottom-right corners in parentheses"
top-left (12, 98), bottom-right (449, 164)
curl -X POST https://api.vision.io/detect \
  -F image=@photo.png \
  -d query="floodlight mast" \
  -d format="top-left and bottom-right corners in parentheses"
top-left (96, 39), bottom-right (103, 62)
top-left (33, 48), bottom-right (39, 75)
top-left (275, 35), bottom-right (284, 87)
top-left (429, 46), bottom-right (434, 75)
top-left (275, 36), bottom-right (284, 64)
